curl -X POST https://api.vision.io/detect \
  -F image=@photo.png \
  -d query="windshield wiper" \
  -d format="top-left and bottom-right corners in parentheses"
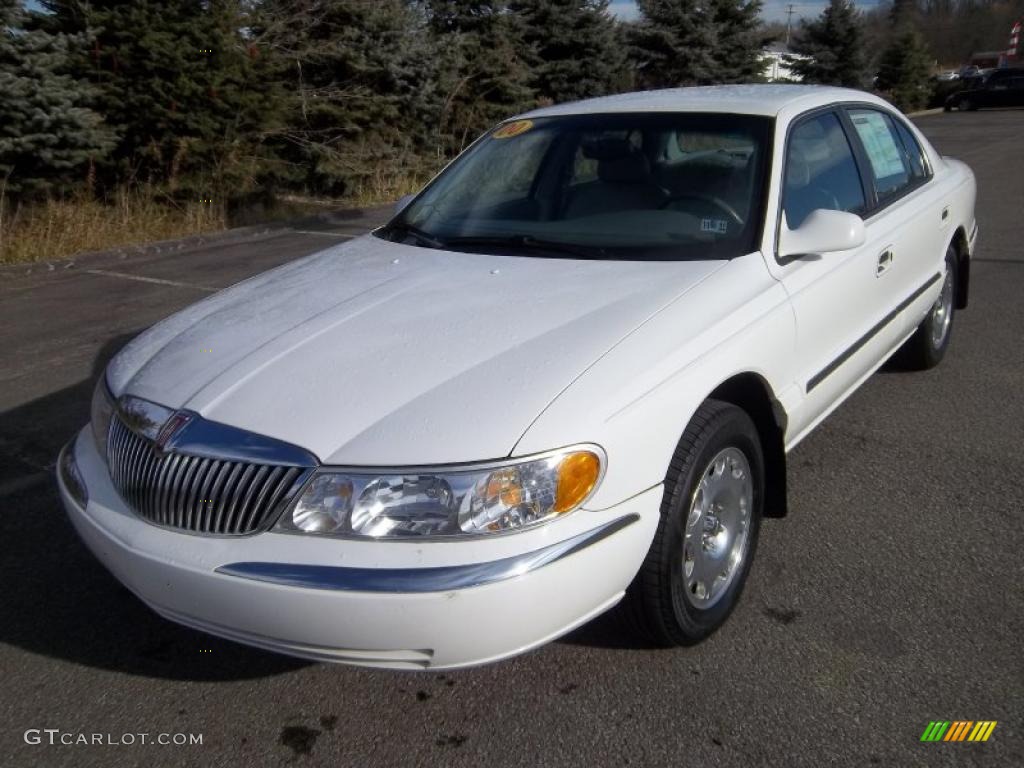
top-left (442, 235), bottom-right (605, 259)
top-left (382, 222), bottom-right (448, 249)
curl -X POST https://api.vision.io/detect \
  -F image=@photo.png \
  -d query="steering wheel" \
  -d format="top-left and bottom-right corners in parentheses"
top-left (658, 192), bottom-right (744, 228)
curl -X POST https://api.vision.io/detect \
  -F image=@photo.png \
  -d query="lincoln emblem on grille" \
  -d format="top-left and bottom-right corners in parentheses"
top-left (155, 411), bottom-right (193, 451)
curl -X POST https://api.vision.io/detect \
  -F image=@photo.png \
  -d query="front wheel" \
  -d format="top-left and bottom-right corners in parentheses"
top-left (899, 246), bottom-right (957, 370)
top-left (621, 400), bottom-right (764, 646)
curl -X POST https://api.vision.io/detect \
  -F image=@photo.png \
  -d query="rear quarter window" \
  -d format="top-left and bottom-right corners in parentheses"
top-left (891, 119), bottom-right (929, 181)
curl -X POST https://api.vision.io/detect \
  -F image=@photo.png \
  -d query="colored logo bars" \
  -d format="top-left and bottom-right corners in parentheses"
top-left (920, 721), bottom-right (997, 742)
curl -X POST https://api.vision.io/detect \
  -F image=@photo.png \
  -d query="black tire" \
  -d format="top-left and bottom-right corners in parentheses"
top-left (958, 97), bottom-right (975, 112)
top-left (621, 399), bottom-right (764, 646)
top-left (898, 246), bottom-right (957, 370)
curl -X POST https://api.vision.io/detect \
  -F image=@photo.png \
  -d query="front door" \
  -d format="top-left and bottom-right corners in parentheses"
top-left (772, 110), bottom-right (905, 441)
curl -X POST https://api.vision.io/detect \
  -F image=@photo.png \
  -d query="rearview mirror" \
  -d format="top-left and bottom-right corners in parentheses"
top-left (394, 193), bottom-right (415, 216)
top-left (778, 209), bottom-right (866, 259)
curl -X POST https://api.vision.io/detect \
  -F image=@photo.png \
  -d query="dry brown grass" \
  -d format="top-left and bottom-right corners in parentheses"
top-left (0, 167), bottom-right (437, 267)
top-left (343, 168), bottom-right (436, 208)
top-left (0, 189), bottom-right (227, 266)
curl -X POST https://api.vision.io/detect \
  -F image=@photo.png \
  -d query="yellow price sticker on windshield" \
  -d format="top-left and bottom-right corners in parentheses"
top-left (492, 120), bottom-right (534, 140)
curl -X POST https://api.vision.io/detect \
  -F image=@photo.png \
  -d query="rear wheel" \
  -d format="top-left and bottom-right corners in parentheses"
top-left (622, 400), bottom-right (764, 645)
top-left (957, 97), bottom-right (975, 112)
top-left (899, 246), bottom-right (957, 370)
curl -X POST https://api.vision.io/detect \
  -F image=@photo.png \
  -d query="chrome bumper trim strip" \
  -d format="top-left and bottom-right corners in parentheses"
top-left (57, 439), bottom-right (88, 508)
top-left (216, 513), bottom-right (640, 593)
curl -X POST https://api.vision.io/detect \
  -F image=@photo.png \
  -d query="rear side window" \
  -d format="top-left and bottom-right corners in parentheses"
top-left (782, 112), bottom-right (866, 229)
top-left (847, 109), bottom-right (915, 202)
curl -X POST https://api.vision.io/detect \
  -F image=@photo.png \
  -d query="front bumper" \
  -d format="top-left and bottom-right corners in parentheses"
top-left (58, 428), bottom-right (660, 669)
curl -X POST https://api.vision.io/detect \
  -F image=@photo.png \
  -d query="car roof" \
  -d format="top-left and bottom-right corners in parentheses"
top-left (518, 84), bottom-right (890, 120)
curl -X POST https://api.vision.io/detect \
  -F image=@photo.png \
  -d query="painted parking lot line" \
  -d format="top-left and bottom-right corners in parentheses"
top-left (290, 230), bottom-right (357, 238)
top-left (84, 269), bottom-right (216, 292)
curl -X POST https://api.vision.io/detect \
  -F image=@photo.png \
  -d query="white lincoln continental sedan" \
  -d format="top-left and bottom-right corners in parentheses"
top-left (58, 86), bottom-right (977, 669)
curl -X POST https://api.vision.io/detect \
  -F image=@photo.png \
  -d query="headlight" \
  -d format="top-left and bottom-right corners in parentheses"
top-left (277, 447), bottom-right (604, 538)
top-left (90, 376), bottom-right (114, 462)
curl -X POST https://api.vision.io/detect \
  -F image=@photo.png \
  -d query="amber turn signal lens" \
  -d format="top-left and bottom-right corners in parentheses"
top-left (554, 451), bottom-right (601, 513)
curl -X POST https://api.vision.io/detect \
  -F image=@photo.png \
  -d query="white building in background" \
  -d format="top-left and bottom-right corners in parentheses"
top-left (761, 42), bottom-right (810, 83)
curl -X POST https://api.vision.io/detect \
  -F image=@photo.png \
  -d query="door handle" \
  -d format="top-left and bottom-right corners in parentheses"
top-left (876, 249), bottom-right (893, 276)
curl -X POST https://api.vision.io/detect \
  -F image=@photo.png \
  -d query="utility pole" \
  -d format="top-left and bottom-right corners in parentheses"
top-left (785, 3), bottom-right (796, 47)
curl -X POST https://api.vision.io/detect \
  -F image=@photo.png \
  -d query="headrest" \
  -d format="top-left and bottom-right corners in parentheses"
top-left (581, 136), bottom-right (652, 184)
top-left (787, 135), bottom-right (833, 190)
top-left (598, 152), bottom-right (652, 184)
top-left (581, 136), bottom-right (634, 161)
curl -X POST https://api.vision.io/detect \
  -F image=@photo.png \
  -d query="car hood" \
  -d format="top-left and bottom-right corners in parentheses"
top-left (108, 235), bottom-right (725, 465)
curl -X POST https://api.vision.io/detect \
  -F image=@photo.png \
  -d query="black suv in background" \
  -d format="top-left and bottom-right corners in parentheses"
top-left (945, 67), bottom-right (1024, 111)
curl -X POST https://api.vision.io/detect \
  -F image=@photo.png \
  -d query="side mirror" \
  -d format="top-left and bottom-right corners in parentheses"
top-left (778, 209), bottom-right (866, 259)
top-left (394, 193), bottom-right (415, 216)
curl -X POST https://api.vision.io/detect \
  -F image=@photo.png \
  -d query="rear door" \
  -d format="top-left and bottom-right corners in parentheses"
top-left (844, 107), bottom-right (946, 340)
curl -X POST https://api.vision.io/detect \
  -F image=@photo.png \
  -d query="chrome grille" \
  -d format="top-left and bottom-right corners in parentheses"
top-left (107, 414), bottom-right (305, 535)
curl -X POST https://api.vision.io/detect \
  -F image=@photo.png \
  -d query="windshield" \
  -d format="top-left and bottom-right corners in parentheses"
top-left (378, 113), bottom-right (772, 260)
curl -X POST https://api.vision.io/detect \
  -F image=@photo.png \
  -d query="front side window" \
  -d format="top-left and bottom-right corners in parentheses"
top-left (782, 112), bottom-right (865, 229)
top-left (848, 108), bottom-right (916, 202)
top-left (379, 113), bottom-right (772, 261)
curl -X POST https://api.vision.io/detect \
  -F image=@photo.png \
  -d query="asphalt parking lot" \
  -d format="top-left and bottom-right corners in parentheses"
top-left (1, 110), bottom-right (1021, 768)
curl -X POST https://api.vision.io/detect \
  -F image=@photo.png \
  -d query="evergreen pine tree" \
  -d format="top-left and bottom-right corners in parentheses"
top-left (427, 0), bottom-right (535, 154)
top-left (888, 0), bottom-right (920, 28)
top-left (630, 0), bottom-right (716, 88)
top-left (42, 0), bottom-right (277, 199)
top-left (789, 0), bottom-right (868, 88)
top-left (0, 0), bottom-right (113, 199)
top-left (508, 0), bottom-right (629, 104)
top-left (707, 0), bottom-right (770, 84)
top-left (876, 2), bottom-right (934, 113)
top-left (257, 0), bottom-right (438, 196)
top-left (631, 0), bottom-right (767, 87)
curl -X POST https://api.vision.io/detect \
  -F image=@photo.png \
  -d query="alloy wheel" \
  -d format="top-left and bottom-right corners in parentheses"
top-left (682, 447), bottom-right (753, 609)
top-left (930, 267), bottom-right (954, 349)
